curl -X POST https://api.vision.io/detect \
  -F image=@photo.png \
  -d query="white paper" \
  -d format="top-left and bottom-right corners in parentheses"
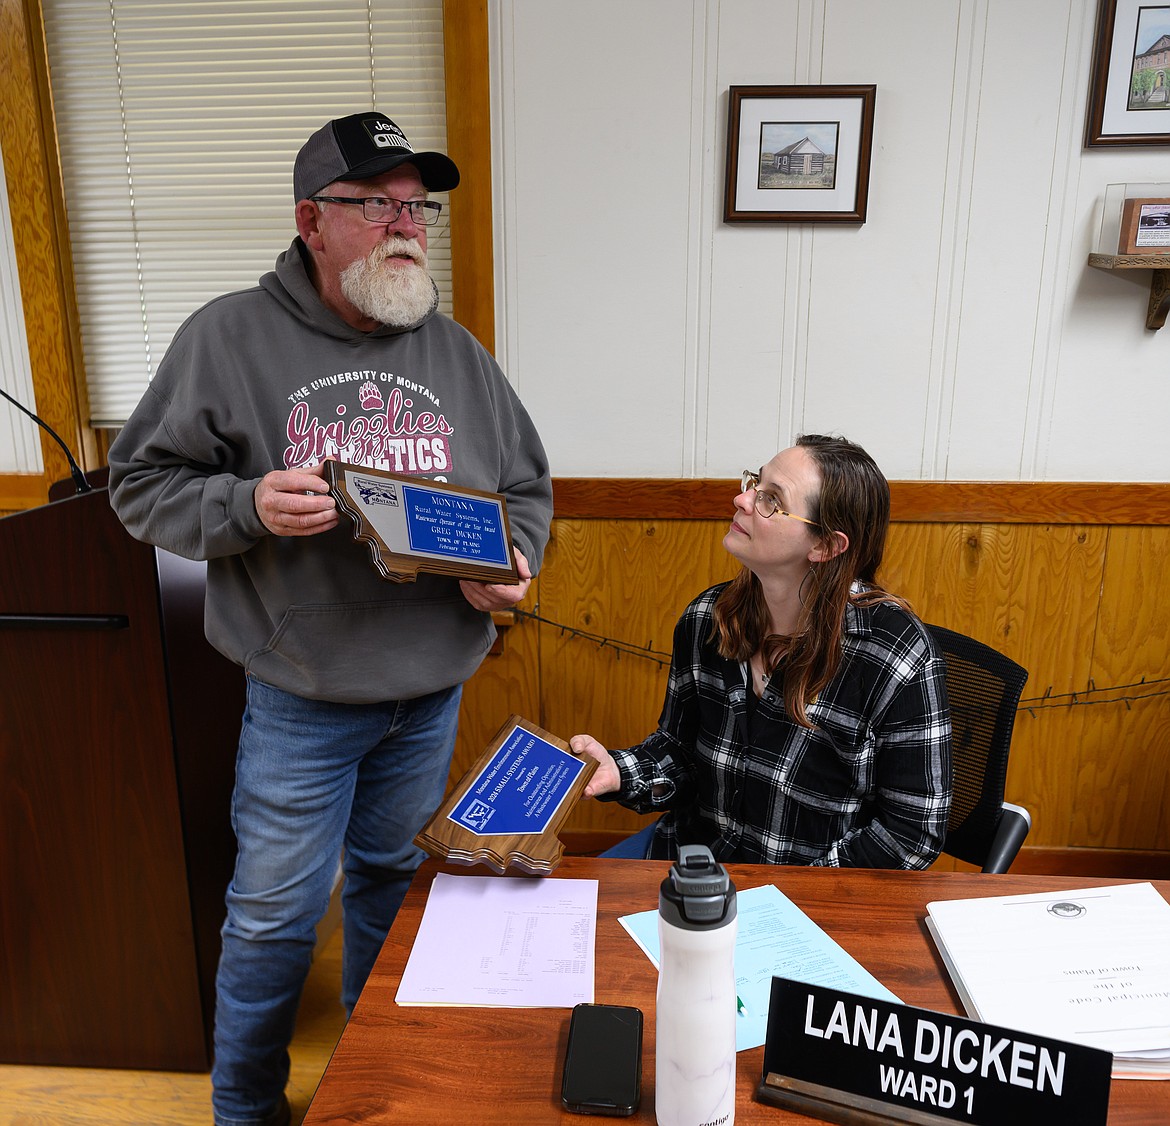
top-left (927, 882), bottom-right (1170, 1075)
top-left (396, 872), bottom-right (597, 1007)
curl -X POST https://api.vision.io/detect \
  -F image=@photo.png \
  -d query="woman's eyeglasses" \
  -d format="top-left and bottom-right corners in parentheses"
top-left (740, 470), bottom-right (821, 527)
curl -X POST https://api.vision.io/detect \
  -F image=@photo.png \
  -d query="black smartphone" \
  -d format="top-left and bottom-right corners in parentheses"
top-left (560, 1002), bottom-right (643, 1116)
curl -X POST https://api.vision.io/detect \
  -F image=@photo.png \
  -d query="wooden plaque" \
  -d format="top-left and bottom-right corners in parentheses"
top-left (414, 716), bottom-right (598, 876)
top-left (326, 460), bottom-right (519, 585)
top-left (1118, 198), bottom-right (1170, 255)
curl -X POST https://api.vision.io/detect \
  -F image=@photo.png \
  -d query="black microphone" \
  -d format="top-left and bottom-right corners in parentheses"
top-left (0, 385), bottom-right (93, 494)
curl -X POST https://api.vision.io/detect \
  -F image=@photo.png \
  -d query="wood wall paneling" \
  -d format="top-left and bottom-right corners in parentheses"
top-left (552, 480), bottom-right (1170, 524)
top-left (895, 522), bottom-right (1111, 851)
top-left (0, 473), bottom-right (51, 514)
top-left (455, 586), bottom-right (542, 777)
top-left (535, 519), bottom-right (738, 840)
top-left (1075, 525), bottom-right (1170, 849)
top-left (456, 508), bottom-right (1170, 863)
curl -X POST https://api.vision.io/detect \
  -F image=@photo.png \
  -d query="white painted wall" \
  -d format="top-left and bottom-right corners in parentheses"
top-left (4, 0), bottom-right (1166, 483)
top-left (491, 0), bottom-right (1170, 482)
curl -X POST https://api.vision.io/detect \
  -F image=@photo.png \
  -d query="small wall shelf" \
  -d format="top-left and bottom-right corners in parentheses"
top-left (1087, 253), bottom-right (1170, 330)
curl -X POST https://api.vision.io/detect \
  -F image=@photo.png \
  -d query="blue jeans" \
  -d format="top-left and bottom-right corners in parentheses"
top-left (210, 677), bottom-right (462, 1126)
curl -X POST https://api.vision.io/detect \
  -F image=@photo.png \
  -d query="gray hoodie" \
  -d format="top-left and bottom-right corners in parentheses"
top-left (108, 239), bottom-right (552, 703)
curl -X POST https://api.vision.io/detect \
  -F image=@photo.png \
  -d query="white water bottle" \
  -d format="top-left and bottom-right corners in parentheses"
top-left (655, 844), bottom-right (738, 1126)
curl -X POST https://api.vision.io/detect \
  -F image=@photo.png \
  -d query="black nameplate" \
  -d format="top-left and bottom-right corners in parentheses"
top-left (757, 978), bottom-right (1110, 1126)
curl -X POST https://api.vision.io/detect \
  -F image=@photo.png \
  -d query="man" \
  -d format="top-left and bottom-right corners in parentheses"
top-left (108, 111), bottom-right (552, 1126)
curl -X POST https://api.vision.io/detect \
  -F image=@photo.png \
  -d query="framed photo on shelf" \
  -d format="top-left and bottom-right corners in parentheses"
top-left (1118, 197), bottom-right (1170, 253)
top-left (723, 84), bottom-right (876, 223)
top-left (1085, 0), bottom-right (1170, 146)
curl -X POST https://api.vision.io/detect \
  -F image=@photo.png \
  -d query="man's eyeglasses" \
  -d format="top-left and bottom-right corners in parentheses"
top-left (740, 470), bottom-right (821, 527)
top-left (309, 196), bottom-right (444, 226)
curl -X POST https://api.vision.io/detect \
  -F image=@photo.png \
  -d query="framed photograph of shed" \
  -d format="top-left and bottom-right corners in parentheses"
top-left (723, 84), bottom-right (876, 223)
top-left (1085, 0), bottom-right (1170, 146)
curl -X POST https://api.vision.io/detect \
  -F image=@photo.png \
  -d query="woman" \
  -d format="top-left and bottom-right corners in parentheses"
top-left (571, 434), bottom-right (952, 867)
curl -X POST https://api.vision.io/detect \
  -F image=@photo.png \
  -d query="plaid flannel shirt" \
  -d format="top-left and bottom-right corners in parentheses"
top-left (607, 584), bottom-right (952, 868)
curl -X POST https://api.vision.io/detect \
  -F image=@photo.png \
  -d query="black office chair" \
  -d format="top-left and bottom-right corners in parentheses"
top-left (926, 624), bottom-right (1031, 874)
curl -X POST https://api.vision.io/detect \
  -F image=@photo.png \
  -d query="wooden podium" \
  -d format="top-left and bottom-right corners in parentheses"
top-left (0, 481), bottom-right (244, 1070)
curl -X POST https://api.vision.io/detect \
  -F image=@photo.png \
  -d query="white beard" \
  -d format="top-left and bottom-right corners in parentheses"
top-left (339, 237), bottom-right (437, 327)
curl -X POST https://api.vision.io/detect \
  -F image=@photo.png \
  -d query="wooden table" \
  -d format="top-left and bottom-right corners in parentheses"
top-left (303, 860), bottom-right (1170, 1124)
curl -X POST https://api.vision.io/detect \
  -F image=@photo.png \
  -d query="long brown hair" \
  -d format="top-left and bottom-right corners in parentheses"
top-left (711, 434), bottom-right (906, 727)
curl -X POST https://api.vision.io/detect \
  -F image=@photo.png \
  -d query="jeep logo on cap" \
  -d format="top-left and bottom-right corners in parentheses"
top-left (367, 118), bottom-right (411, 151)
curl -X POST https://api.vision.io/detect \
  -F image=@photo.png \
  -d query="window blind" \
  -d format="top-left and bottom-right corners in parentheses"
top-left (42, 0), bottom-right (448, 427)
top-left (0, 136), bottom-right (43, 472)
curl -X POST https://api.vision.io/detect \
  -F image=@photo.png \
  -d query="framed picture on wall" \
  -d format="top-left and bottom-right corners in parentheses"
top-left (1085, 0), bottom-right (1170, 146)
top-left (723, 84), bottom-right (876, 223)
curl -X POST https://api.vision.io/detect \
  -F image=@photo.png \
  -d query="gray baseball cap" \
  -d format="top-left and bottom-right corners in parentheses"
top-left (293, 111), bottom-right (460, 202)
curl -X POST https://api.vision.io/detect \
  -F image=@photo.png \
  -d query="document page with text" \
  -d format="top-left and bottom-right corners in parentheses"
top-left (926, 881), bottom-right (1170, 1078)
top-left (396, 872), bottom-right (597, 1007)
